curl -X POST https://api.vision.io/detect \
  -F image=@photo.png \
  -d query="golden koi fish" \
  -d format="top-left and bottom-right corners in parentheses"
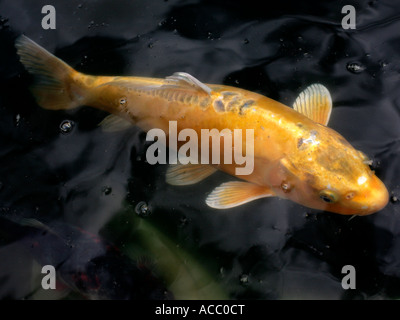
top-left (15, 35), bottom-right (389, 215)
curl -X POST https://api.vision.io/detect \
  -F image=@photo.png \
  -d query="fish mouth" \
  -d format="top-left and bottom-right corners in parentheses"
top-left (321, 176), bottom-right (389, 216)
top-left (350, 176), bottom-right (389, 215)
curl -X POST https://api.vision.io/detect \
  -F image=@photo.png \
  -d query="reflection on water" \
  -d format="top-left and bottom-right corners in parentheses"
top-left (1, 0), bottom-right (400, 299)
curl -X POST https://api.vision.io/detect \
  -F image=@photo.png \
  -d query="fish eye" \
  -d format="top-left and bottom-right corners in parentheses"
top-left (345, 192), bottom-right (355, 200)
top-left (319, 190), bottom-right (338, 203)
top-left (281, 181), bottom-right (292, 193)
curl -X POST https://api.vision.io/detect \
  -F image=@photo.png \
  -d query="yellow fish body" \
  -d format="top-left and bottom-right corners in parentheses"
top-left (15, 35), bottom-right (389, 215)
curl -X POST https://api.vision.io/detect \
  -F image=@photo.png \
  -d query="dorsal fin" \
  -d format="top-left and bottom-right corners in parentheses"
top-left (293, 84), bottom-right (332, 126)
top-left (163, 72), bottom-right (212, 95)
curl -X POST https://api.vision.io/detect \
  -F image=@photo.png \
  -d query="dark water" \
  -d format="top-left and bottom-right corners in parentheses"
top-left (1, 0), bottom-right (400, 300)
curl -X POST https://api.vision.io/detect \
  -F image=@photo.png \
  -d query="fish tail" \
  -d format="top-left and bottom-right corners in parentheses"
top-left (15, 35), bottom-right (88, 110)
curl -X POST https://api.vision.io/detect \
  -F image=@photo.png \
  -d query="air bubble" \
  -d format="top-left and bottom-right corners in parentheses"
top-left (60, 120), bottom-right (74, 134)
top-left (391, 193), bottom-right (399, 203)
top-left (135, 201), bottom-right (151, 217)
top-left (346, 62), bottom-right (366, 74)
top-left (239, 274), bottom-right (249, 285)
top-left (380, 60), bottom-right (388, 68)
top-left (15, 114), bottom-right (21, 127)
top-left (179, 217), bottom-right (188, 227)
top-left (102, 186), bottom-right (112, 195)
top-left (0, 17), bottom-right (9, 30)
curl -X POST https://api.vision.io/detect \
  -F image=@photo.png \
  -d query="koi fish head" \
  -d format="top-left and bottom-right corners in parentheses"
top-left (274, 125), bottom-right (389, 215)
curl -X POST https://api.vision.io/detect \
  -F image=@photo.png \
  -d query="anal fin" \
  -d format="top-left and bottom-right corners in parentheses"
top-left (206, 181), bottom-right (274, 209)
top-left (166, 163), bottom-right (217, 186)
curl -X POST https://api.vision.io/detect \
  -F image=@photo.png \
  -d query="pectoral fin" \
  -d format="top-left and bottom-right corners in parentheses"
top-left (166, 163), bottom-right (217, 185)
top-left (293, 84), bottom-right (332, 126)
top-left (206, 181), bottom-right (274, 209)
top-left (99, 114), bottom-right (134, 132)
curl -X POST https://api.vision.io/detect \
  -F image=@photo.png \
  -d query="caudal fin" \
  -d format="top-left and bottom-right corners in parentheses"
top-left (15, 35), bottom-right (85, 110)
